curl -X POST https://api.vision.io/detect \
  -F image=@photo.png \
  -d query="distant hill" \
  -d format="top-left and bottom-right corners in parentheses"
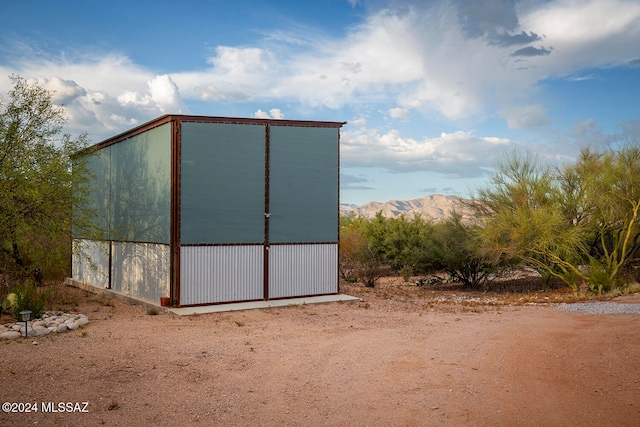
top-left (340, 194), bottom-right (463, 221)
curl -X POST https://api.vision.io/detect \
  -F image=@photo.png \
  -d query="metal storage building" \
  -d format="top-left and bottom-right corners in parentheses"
top-left (71, 115), bottom-right (344, 307)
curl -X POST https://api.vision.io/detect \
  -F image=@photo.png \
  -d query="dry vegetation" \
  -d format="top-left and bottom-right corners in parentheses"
top-left (340, 273), bottom-right (633, 314)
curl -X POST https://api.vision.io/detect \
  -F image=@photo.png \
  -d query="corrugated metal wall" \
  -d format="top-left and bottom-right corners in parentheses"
top-left (268, 244), bottom-right (338, 299)
top-left (180, 245), bottom-right (264, 305)
top-left (75, 117), bottom-right (341, 307)
top-left (268, 126), bottom-right (339, 243)
top-left (180, 123), bottom-right (265, 245)
top-left (111, 242), bottom-right (170, 304)
top-left (72, 239), bottom-right (110, 288)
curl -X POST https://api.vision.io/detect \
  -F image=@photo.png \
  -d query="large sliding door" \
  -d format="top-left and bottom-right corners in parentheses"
top-left (179, 122), bottom-right (266, 305)
top-left (268, 126), bottom-right (339, 298)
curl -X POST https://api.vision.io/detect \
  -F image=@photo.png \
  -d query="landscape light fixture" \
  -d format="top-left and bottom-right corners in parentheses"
top-left (19, 310), bottom-right (32, 337)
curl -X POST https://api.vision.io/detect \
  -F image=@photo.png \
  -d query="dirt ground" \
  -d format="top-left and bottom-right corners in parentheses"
top-left (1, 278), bottom-right (639, 427)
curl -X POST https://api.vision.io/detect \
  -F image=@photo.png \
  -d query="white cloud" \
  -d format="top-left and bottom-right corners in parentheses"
top-left (563, 118), bottom-right (614, 149)
top-left (388, 107), bottom-right (411, 119)
top-left (35, 76), bottom-right (86, 104)
top-left (268, 108), bottom-right (284, 119)
top-left (0, 55), bottom-right (171, 140)
top-left (254, 109), bottom-right (270, 119)
top-left (148, 75), bottom-right (184, 113)
top-left (253, 108), bottom-right (285, 119)
top-left (109, 114), bottom-right (139, 126)
top-left (520, 0), bottom-right (640, 72)
top-left (341, 127), bottom-right (512, 177)
top-left (207, 46), bottom-right (275, 74)
top-left (118, 75), bottom-right (185, 114)
top-left (501, 104), bottom-right (552, 129)
top-left (178, 46), bottom-right (278, 102)
top-left (350, 117), bottom-right (367, 126)
top-left (1, 0), bottom-right (639, 144)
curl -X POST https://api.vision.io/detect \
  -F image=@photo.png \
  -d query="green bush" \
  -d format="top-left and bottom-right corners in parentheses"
top-left (7, 282), bottom-right (51, 320)
top-left (400, 265), bottom-right (413, 282)
top-left (588, 259), bottom-right (615, 295)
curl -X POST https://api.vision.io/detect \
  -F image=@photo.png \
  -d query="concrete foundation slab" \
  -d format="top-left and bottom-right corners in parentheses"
top-left (169, 294), bottom-right (362, 315)
top-left (65, 278), bottom-right (360, 315)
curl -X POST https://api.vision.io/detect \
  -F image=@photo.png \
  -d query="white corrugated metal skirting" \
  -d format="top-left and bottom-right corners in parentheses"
top-left (72, 239), bottom-right (110, 288)
top-left (180, 245), bottom-right (264, 305)
top-left (268, 244), bottom-right (338, 299)
top-left (111, 242), bottom-right (170, 303)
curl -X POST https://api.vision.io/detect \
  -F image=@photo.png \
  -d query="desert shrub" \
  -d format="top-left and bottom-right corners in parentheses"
top-left (587, 259), bottom-right (615, 294)
top-left (340, 215), bottom-right (388, 287)
top-left (430, 213), bottom-right (497, 289)
top-left (400, 265), bottom-right (413, 282)
top-left (365, 213), bottom-right (436, 275)
top-left (6, 281), bottom-right (51, 320)
top-left (47, 283), bottom-right (82, 311)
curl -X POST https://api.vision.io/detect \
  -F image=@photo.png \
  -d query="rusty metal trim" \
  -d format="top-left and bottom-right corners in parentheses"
top-left (78, 115), bottom-right (345, 157)
top-left (175, 292), bottom-right (340, 308)
top-left (170, 119), bottom-right (182, 306)
top-left (173, 114), bottom-right (345, 128)
top-left (337, 128), bottom-right (342, 293)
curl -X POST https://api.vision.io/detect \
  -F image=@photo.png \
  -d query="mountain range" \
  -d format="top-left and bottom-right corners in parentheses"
top-left (340, 194), bottom-right (463, 220)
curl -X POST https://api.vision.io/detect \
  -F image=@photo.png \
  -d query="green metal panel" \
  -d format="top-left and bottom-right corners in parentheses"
top-left (269, 126), bottom-right (339, 243)
top-left (109, 124), bottom-right (171, 243)
top-left (180, 122), bottom-right (266, 244)
top-left (73, 147), bottom-right (111, 239)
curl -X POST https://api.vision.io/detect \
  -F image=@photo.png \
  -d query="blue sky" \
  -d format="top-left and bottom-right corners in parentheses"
top-left (1, 0), bottom-right (639, 205)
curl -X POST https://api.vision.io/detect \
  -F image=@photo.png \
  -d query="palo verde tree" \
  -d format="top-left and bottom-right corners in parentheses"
top-left (469, 150), bottom-right (589, 291)
top-left (560, 144), bottom-right (640, 292)
top-left (0, 75), bottom-right (94, 284)
top-left (471, 142), bottom-right (640, 294)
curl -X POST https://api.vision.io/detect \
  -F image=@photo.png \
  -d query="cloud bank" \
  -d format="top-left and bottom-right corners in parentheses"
top-left (0, 0), bottom-right (638, 174)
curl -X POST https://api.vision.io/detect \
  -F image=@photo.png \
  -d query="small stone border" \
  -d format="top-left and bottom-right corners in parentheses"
top-left (0, 312), bottom-right (89, 340)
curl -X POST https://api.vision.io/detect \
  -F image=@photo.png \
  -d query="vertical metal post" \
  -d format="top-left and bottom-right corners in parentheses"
top-left (170, 119), bottom-right (182, 306)
top-left (336, 129), bottom-right (341, 294)
top-left (108, 145), bottom-right (113, 290)
top-left (264, 124), bottom-right (270, 300)
top-left (108, 243), bottom-right (112, 289)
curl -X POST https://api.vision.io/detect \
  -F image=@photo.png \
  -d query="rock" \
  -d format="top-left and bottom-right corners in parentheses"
top-left (34, 328), bottom-right (50, 336)
top-left (0, 331), bottom-right (22, 340)
top-left (31, 326), bottom-right (50, 336)
top-left (65, 321), bottom-right (78, 331)
top-left (0, 311), bottom-right (88, 338)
